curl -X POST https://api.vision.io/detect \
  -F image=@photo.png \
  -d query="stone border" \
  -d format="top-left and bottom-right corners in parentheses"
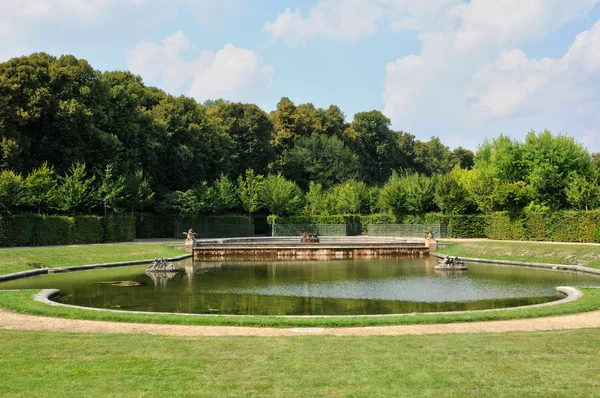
top-left (430, 252), bottom-right (600, 277)
top-left (0, 254), bottom-right (193, 283)
top-left (31, 286), bottom-right (582, 319)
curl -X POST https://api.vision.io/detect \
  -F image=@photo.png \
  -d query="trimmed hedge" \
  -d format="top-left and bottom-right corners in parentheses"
top-left (0, 214), bottom-right (136, 247)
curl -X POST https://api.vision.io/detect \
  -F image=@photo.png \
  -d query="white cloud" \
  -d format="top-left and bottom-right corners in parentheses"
top-left (127, 32), bottom-right (274, 102)
top-left (0, 1), bottom-right (245, 62)
top-left (263, 0), bottom-right (386, 45)
top-left (381, 1), bottom-right (600, 149)
top-left (449, 0), bottom-right (599, 52)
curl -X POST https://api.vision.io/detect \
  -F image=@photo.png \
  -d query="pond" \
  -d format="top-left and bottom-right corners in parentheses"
top-left (2, 257), bottom-right (599, 315)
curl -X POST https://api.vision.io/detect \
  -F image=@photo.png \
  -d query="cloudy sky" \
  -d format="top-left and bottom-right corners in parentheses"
top-left (1, 0), bottom-right (599, 152)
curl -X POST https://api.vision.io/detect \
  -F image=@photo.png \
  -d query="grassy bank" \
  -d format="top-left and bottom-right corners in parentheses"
top-left (0, 243), bottom-right (185, 275)
top-left (438, 241), bottom-right (600, 269)
top-left (1, 288), bottom-right (599, 327)
top-left (1, 329), bottom-right (599, 397)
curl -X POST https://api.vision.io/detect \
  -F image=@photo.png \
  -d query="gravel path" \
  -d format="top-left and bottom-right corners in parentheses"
top-left (2, 309), bottom-right (600, 336)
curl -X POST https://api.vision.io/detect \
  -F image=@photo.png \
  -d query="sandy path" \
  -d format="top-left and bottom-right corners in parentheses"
top-left (2, 308), bottom-right (600, 336)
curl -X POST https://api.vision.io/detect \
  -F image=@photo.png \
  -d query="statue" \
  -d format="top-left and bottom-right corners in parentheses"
top-left (146, 258), bottom-right (180, 273)
top-left (425, 230), bottom-right (435, 240)
top-left (435, 256), bottom-right (467, 271)
top-left (184, 228), bottom-right (197, 241)
top-left (300, 232), bottom-right (320, 243)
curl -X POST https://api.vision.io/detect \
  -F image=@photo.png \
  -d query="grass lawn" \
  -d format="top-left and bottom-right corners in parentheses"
top-left (438, 241), bottom-right (600, 269)
top-left (0, 329), bottom-right (599, 397)
top-left (0, 243), bottom-right (186, 275)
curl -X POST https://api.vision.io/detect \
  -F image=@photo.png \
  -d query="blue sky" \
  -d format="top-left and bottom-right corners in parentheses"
top-left (1, 0), bottom-right (599, 153)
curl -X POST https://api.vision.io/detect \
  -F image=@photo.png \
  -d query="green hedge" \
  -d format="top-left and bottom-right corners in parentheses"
top-left (0, 214), bottom-right (136, 247)
top-left (135, 214), bottom-right (174, 239)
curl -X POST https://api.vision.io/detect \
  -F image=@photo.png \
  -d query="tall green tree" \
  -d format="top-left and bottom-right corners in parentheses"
top-left (207, 103), bottom-right (274, 176)
top-left (123, 169), bottom-right (154, 215)
top-left (237, 169), bottom-right (264, 217)
top-left (98, 164), bottom-right (126, 216)
top-left (214, 174), bottom-right (238, 214)
top-left (379, 172), bottom-right (407, 217)
top-left (0, 169), bottom-right (23, 214)
top-left (282, 133), bottom-right (359, 189)
top-left (23, 162), bottom-right (56, 214)
top-left (435, 169), bottom-right (472, 214)
top-left (331, 179), bottom-right (370, 214)
top-left (345, 111), bottom-right (399, 184)
top-left (259, 174), bottom-right (303, 216)
top-left (54, 163), bottom-right (97, 216)
top-left (566, 173), bottom-right (598, 210)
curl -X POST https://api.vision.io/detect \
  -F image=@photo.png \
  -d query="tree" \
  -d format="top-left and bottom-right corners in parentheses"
top-left (282, 133), bottom-right (359, 189)
top-left (331, 179), bottom-right (370, 214)
top-left (379, 172), bottom-right (407, 217)
top-left (237, 169), bottom-right (264, 217)
top-left (207, 103), bottom-right (274, 176)
top-left (566, 173), bottom-right (598, 210)
top-left (98, 164), bottom-right (126, 216)
top-left (413, 137), bottom-right (454, 175)
top-left (23, 162), bottom-right (56, 214)
top-left (213, 174), bottom-right (238, 214)
top-left (123, 169), bottom-right (154, 215)
top-left (451, 147), bottom-right (475, 170)
top-left (345, 111), bottom-right (399, 184)
top-left (435, 170), bottom-right (471, 214)
top-left (163, 190), bottom-right (200, 219)
top-left (0, 170), bottom-right (23, 214)
top-left (403, 173), bottom-right (437, 214)
top-left (54, 163), bottom-right (97, 216)
top-left (259, 174), bottom-right (303, 216)
top-left (522, 130), bottom-right (592, 210)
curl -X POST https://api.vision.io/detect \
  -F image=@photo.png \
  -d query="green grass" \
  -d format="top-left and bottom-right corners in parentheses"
top-left (438, 241), bottom-right (600, 269)
top-left (1, 287), bottom-right (599, 327)
top-left (0, 243), bottom-right (186, 275)
top-left (1, 329), bottom-right (599, 397)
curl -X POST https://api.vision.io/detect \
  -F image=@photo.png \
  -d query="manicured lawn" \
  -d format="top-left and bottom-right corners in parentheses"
top-left (438, 241), bottom-right (600, 269)
top-left (0, 243), bottom-right (186, 275)
top-left (0, 329), bottom-right (599, 397)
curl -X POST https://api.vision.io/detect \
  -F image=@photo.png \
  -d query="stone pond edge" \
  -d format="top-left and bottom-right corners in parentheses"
top-left (30, 286), bottom-right (584, 319)
top-left (429, 252), bottom-right (600, 277)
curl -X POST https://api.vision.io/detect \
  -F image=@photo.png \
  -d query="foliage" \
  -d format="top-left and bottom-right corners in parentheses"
top-left (282, 133), bottom-right (359, 189)
top-left (122, 169), bottom-right (154, 215)
top-left (0, 214), bottom-right (135, 247)
top-left (213, 174), bottom-right (238, 214)
top-left (331, 179), bottom-right (370, 214)
top-left (98, 164), bottom-right (126, 216)
top-left (0, 169), bottom-right (23, 214)
top-left (435, 169), bottom-right (471, 214)
top-left (237, 169), bottom-right (264, 216)
top-left (23, 162), bottom-right (56, 214)
top-left (259, 174), bottom-right (303, 216)
top-left (53, 163), bottom-right (97, 215)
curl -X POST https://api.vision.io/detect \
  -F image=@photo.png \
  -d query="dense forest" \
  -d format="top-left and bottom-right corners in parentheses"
top-left (1, 53), bottom-right (599, 220)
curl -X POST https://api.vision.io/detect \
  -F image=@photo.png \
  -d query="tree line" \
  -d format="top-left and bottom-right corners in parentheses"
top-left (1, 53), bottom-right (599, 219)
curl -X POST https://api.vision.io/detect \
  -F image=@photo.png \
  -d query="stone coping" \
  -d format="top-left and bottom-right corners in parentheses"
top-left (32, 286), bottom-right (582, 319)
top-left (0, 254), bottom-right (193, 283)
top-left (430, 252), bottom-right (600, 277)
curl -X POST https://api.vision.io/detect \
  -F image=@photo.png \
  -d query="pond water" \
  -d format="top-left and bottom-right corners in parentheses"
top-left (2, 257), bottom-right (599, 315)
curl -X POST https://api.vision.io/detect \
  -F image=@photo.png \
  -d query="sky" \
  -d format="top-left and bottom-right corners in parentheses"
top-left (1, 0), bottom-right (599, 153)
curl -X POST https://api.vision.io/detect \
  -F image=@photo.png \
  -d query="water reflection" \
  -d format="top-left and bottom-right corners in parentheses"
top-left (1, 257), bottom-right (599, 315)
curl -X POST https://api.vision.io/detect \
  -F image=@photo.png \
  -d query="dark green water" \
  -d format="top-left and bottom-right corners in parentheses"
top-left (2, 257), bottom-right (599, 315)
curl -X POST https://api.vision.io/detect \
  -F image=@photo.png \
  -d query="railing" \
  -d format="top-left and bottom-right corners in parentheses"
top-left (368, 224), bottom-right (451, 238)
